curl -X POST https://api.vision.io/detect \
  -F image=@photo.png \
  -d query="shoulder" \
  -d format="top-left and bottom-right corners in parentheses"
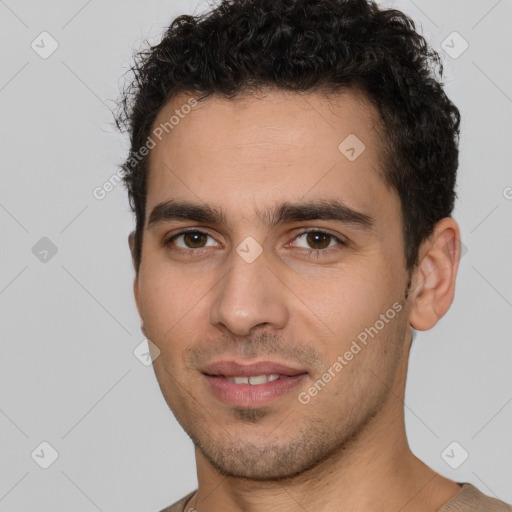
top-left (438, 483), bottom-right (512, 511)
top-left (158, 490), bottom-right (197, 512)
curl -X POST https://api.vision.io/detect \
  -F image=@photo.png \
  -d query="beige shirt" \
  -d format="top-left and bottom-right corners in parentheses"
top-left (159, 483), bottom-right (512, 512)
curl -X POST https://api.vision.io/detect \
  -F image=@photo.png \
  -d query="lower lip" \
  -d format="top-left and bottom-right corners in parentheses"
top-left (203, 374), bottom-right (308, 408)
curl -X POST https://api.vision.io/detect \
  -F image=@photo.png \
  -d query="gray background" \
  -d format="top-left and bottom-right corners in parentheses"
top-left (0, 0), bottom-right (511, 510)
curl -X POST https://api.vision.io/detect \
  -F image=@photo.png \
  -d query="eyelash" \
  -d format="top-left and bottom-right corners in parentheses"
top-left (163, 228), bottom-right (346, 258)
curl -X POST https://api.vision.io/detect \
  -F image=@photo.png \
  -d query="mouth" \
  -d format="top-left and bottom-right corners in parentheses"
top-left (201, 360), bottom-right (308, 408)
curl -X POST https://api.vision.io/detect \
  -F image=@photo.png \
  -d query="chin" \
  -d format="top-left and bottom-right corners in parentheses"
top-left (194, 431), bottom-right (340, 482)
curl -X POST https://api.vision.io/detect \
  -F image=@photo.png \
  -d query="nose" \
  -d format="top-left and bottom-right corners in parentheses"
top-left (209, 246), bottom-right (289, 337)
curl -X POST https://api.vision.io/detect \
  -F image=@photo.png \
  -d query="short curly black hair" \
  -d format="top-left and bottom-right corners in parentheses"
top-left (114, 0), bottom-right (461, 275)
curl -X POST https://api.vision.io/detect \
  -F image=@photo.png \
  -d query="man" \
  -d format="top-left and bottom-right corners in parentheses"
top-left (115, 0), bottom-right (512, 510)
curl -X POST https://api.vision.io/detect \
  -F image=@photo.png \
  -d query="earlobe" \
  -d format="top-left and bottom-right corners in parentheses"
top-left (408, 217), bottom-right (461, 331)
top-left (132, 276), bottom-right (147, 336)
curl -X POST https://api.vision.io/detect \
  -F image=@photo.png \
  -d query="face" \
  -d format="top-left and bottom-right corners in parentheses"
top-left (133, 88), bottom-right (414, 480)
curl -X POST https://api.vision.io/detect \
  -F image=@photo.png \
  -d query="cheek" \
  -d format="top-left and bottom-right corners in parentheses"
top-left (137, 266), bottom-right (187, 341)
top-left (138, 274), bottom-right (170, 327)
top-left (137, 263), bottom-right (219, 368)
top-left (311, 272), bottom-right (406, 390)
top-left (324, 303), bottom-right (406, 392)
top-left (312, 265), bottom-right (397, 336)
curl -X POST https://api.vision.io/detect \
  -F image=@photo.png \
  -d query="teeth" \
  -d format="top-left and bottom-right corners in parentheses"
top-left (227, 374), bottom-right (280, 385)
top-left (249, 374), bottom-right (270, 385)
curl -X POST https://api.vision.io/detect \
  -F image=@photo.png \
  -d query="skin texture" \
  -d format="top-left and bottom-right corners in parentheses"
top-left (129, 88), bottom-right (462, 511)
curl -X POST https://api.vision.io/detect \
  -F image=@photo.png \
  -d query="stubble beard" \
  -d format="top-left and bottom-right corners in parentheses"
top-left (183, 384), bottom-right (394, 482)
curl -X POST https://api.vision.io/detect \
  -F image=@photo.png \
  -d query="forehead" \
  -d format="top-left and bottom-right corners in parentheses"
top-left (145, 88), bottom-right (396, 226)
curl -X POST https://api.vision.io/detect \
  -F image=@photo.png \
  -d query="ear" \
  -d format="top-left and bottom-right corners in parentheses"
top-left (128, 231), bottom-right (147, 336)
top-left (408, 217), bottom-right (461, 331)
top-left (128, 230), bottom-right (137, 269)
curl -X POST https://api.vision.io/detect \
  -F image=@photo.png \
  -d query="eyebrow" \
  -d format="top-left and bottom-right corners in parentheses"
top-left (147, 199), bottom-right (375, 232)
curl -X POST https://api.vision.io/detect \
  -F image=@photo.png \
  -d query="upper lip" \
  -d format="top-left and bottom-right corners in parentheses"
top-left (201, 360), bottom-right (307, 377)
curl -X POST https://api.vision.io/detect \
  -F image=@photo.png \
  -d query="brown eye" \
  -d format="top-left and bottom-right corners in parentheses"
top-left (166, 230), bottom-right (217, 250)
top-left (182, 232), bottom-right (208, 248)
top-left (305, 232), bottom-right (332, 250)
top-left (293, 230), bottom-right (344, 252)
